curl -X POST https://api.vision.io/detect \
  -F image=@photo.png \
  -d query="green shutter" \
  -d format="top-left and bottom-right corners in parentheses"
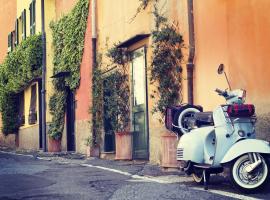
top-left (23, 9), bottom-right (26, 39)
top-left (8, 33), bottom-right (11, 52)
top-left (32, 0), bottom-right (36, 34)
top-left (15, 19), bottom-right (19, 45)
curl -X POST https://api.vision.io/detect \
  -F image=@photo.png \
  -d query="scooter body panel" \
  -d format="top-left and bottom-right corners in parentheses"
top-left (221, 139), bottom-right (270, 164)
top-left (177, 126), bottom-right (215, 163)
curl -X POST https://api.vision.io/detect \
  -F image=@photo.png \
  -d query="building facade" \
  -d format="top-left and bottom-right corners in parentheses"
top-left (0, 0), bottom-right (92, 154)
top-left (0, 0), bottom-right (17, 147)
top-left (1, 0), bottom-right (270, 166)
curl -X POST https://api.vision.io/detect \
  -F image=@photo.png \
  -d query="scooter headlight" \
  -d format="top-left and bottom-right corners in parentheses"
top-left (238, 130), bottom-right (246, 137)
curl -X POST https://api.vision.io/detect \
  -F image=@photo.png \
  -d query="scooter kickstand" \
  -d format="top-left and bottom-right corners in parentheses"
top-left (203, 170), bottom-right (208, 190)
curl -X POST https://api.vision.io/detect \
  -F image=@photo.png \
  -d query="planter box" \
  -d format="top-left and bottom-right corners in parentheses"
top-left (48, 137), bottom-right (61, 152)
top-left (161, 132), bottom-right (178, 168)
top-left (115, 132), bottom-right (132, 160)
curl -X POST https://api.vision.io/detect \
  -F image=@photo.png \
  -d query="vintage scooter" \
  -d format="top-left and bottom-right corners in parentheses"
top-left (175, 64), bottom-right (270, 192)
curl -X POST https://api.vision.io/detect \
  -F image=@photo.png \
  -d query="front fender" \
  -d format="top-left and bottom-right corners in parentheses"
top-left (220, 139), bottom-right (270, 164)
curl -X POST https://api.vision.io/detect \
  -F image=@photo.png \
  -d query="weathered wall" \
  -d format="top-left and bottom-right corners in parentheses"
top-left (18, 125), bottom-right (39, 150)
top-left (55, 0), bottom-right (78, 19)
top-left (0, 0), bottom-right (16, 146)
top-left (97, 0), bottom-right (188, 164)
top-left (75, 0), bottom-right (92, 154)
top-left (55, 0), bottom-right (92, 154)
top-left (0, 0), bottom-right (16, 64)
top-left (193, 0), bottom-right (270, 140)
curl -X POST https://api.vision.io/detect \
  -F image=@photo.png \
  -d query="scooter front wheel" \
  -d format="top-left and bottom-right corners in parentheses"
top-left (192, 171), bottom-right (210, 185)
top-left (230, 154), bottom-right (269, 193)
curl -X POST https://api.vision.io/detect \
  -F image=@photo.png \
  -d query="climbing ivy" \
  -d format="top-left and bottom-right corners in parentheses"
top-left (104, 45), bottom-right (130, 132)
top-left (150, 6), bottom-right (184, 120)
top-left (49, 0), bottom-right (89, 140)
top-left (0, 34), bottom-right (43, 134)
top-left (91, 56), bottom-right (103, 145)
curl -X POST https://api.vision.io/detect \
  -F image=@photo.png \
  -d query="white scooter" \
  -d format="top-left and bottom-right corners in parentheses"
top-left (175, 64), bottom-right (270, 193)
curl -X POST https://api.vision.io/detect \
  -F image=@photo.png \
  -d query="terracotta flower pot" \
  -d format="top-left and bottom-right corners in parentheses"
top-left (48, 137), bottom-right (61, 152)
top-left (161, 132), bottom-right (178, 168)
top-left (86, 145), bottom-right (100, 158)
top-left (115, 131), bottom-right (132, 160)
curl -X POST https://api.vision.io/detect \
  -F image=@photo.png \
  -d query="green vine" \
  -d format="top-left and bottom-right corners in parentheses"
top-left (91, 56), bottom-right (103, 145)
top-left (49, 0), bottom-right (89, 140)
top-left (0, 34), bottom-right (43, 134)
top-left (130, 0), bottom-right (154, 22)
top-left (104, 45), bottom-right (130, 132)
top-left (150, 6), bottom-right (184, 120)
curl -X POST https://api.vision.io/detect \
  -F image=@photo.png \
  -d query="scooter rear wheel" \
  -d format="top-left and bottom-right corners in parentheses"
top-left (230, 154), bottom-right (269, 193)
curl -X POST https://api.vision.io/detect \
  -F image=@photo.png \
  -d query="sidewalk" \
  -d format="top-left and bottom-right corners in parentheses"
top-left (0, 146), bottom-right (184, 178)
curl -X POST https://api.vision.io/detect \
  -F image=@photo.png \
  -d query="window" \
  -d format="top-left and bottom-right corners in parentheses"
top-left (28, 84), bottom-right (37, 124)
top-left (21, 9), bottom-right (27, 40)
top-left (18, 92), bottom-right (25, 126)
top-left (7, 32), bottom-right (14, 52)
top-left (15, 19), bottom-right (19, 46)
top-left (29, 0), bottom-right (36, 35)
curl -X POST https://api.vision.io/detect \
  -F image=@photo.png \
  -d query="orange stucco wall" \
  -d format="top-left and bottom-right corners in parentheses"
top-left (0, 0), bottom-right (16, 63)
top-left (75, 5), bottom-right (92, 121)
top-left (193, 0), bottom-right (270, 139)
top-left (0, 0), bottom-right (16, 145)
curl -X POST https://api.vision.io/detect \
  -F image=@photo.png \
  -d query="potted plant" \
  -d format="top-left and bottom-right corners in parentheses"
top-left (85, 135), bottom-right (100, 158)
top-left (105, 46), bottom-right (132, 160)
top-left (150, 8), bottom-right (184, 168)
top-left (47, 89), bottom-right (66, 152)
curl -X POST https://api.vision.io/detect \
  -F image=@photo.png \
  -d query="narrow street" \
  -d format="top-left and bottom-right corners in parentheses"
top-left (1, 151), bottom-right (270, 200)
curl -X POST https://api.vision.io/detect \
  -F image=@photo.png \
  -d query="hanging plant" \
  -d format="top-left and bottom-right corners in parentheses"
top-left (49, 0), bottom-right (89, 140)
top-left (150, 6), bottom-right (184, 121)
top-left (0, 34), bottom-right (43, 135)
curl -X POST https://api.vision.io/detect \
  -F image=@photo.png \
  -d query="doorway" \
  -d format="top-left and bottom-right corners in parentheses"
top-left (103, 75), bottom-right (116, 152)
top-left (66, 87), bottom-right (76, 151)
top-left (131, 47), bottom-right (149, 159)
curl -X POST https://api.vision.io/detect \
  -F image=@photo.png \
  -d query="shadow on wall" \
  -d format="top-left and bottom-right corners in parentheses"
top-left (256, 113), bottom-right (270, 141)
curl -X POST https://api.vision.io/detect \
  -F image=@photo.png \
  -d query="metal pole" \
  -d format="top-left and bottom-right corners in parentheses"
top-left (41, 0), bottom-right (47, 151)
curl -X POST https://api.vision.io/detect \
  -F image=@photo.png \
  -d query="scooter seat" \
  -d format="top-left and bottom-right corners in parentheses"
top-left (194, 112), bottom-right (214, 126)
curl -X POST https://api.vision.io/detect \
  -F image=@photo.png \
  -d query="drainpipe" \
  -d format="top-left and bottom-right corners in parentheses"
top-left (41, 0), bottom-right (47, 151)
top-left (91, 0), bottom-right (97, 144)
top-left (187, 0), bottom-right (195, 105)
top-left (92, 0), bottom-right (97, 65)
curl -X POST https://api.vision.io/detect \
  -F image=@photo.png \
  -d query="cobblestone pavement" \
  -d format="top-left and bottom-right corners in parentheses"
top-left (0, 149), bottom-right (270, 200)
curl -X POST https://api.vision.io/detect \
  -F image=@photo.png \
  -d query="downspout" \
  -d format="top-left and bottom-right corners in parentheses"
top-left (41, 0), bottom-right (47, 151)
top-left (91, 0), bottom-right (97, 144)
top-left (92, 0), bottom-right (97, 65)
top-left (187, 0), bottom-right (195, 105)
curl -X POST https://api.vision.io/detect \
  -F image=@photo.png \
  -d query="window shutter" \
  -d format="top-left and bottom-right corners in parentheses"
top-left (29, 2), bottom-right (32, 35)
top-left (8, 33), bottom-right (11, 52)
top-left (15, 19), bottom-right (19, 46)
top-left (33, 0), bottom-right (36, 34)
top-left (23, 9), bottom-right (26, 39)
top-left (29, 84), bottom-right (37, 124)
top-left (18, 92), bottom-right (25, 126)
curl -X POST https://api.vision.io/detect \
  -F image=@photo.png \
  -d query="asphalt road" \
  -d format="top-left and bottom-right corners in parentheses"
top-left (0, 152), bottom-right (270, 200)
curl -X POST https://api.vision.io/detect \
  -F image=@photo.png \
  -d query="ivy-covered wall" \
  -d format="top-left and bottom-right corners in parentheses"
top-left (0, 34), bottom-right (43, 135)
top-left (49, 0), bottom-right (89, 140)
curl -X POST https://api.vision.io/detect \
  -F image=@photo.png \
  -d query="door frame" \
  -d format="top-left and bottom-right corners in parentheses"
top-left (130, 45), bottom-right (150, 160)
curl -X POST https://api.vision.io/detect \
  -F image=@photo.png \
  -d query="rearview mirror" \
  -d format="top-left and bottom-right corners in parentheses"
top-left (217, 64), bottom-right (224, 74)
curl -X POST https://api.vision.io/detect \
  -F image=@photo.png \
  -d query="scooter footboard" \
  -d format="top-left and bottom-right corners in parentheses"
top-left (220, 139), bottom-right (270, 164)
